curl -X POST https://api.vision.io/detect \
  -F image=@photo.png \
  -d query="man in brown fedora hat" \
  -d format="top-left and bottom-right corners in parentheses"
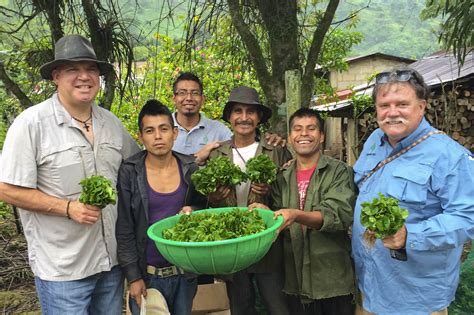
top-left (0, 34), bottom-right (140, 314)
top-left (205, 86), bottom-right (292, 315)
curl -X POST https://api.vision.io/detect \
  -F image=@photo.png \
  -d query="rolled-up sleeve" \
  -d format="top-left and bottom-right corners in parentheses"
top-left (0, 117), bottom-right (38, 188)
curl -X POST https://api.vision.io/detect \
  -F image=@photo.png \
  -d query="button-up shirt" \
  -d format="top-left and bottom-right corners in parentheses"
top-left (352, 118), bottom-right (474, 314)
top-left (172, 112), bottom-right (232, 154)
top-left (0, 93), bottom-right (140, 281)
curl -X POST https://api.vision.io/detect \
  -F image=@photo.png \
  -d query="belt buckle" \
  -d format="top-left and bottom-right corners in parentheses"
top-left (160, 266), bottom-right (176, 278)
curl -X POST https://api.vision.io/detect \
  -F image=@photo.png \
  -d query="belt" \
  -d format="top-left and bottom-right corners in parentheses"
top-left (146, 265), bottom-right (184, 278)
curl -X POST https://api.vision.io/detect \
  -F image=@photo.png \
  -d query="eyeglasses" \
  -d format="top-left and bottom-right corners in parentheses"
top-left (375, 70), bottom-right (421, 85)
top-left (174, 89), bottom-right (202, 97)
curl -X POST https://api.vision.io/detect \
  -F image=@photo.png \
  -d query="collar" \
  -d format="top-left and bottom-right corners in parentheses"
top-left (281, 153), bottom-right (329, 179)
top-left (52, 93), bottom-right (103, 126)
top-left (173, 112), bottom-right (208, 130)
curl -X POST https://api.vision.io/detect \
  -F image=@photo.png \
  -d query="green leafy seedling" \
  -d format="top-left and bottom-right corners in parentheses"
top-left (163, 208), bottom-right (266, 242)
top-left (191, 156), bottom-right (247, 195)
top-left (245, 154), bottom-right (277, 184)
top-left (360, 193), bottom-right (409, 247)
top-left (79, 175), bottom-right (116, 209)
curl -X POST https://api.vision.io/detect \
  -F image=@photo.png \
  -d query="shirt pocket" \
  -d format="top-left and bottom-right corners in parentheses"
top-left (386, 164), bottom-right (432, 207)
top-left (97, 140), bottom-right (123, 184)
top-left (42, 143), bottom-right (87, 197)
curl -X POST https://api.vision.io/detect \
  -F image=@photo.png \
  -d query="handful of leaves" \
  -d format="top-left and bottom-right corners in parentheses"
top-left (245, 154), bottom-right (278, 184)
top-left (191, 156), bottom-right (246, 194)
top-left (79, 175), bottom-right (117, 209)
top-left (360, 193), bottom-right (409, 247)
top-left (163, 208), bottom-right (266, 242)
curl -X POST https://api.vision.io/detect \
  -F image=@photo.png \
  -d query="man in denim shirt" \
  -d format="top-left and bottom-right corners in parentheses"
top-left (352, 68), bottom-right (474, 315)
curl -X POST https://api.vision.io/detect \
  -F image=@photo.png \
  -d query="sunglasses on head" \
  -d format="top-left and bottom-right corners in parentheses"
top-left (375, 70), bottom-right (420, 84)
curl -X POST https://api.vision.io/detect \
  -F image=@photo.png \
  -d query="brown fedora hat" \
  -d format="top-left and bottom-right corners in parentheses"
top-left (39, 35), bottom-right (114, 80)
top-left (222, 86), bottom-right (272, 124)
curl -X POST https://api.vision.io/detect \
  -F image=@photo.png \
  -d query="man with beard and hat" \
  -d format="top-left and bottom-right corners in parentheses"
top-left (205, 86), bottom-right (292, 315)
top-left (0, 35), bottom-right (140, 314)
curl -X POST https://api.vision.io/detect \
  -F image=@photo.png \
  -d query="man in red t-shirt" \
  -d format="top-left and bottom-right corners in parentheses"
top-left (251, 108), bottom-right (356, 315)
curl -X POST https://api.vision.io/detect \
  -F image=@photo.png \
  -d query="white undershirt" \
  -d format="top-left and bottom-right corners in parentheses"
top-left (232, 142), bottom-right (259, 207)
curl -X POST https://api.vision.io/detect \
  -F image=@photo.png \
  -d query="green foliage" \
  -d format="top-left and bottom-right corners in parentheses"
top-left (0, 201), bottom-right (11, 220)
top-left (360, 193), bottom-right (409, 240)
top-left (449, 246), bottom-right (474, 314)
top-left (245, 154), bottom-right (277, 185)
top-left (351, 94), bottom-right (374, 118)
top-left (0, 119), bottom-right (6, 151)
top-left (79, 175), bottom-right (117, 209)
top-left (335, 0), bottom-right (442, 59)
top-left (111, 30), bottom-right (259, 138)
top-left (191, 156), bottom-right (247, 195)
top-left (421, 0), bottom-right (473, 65)
top-left (162, 208), bottom-right (266, 242)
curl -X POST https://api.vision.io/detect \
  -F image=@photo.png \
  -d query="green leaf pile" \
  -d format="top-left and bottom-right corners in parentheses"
top-left (79, 175), bottom-right (117, 209)
top-left (191, 156), bottom-right (247, 194)
top-left (162, 208), bottom-right (266, 242)
top-left (360, 193), bottom-right (409, 246)
top-left (245, 154), bottom-right (277, 184)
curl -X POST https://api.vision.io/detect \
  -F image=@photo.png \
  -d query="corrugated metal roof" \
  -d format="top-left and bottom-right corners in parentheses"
top-left (345, 52), bottom-right (415, 64)
top-left (311, 51), bottom-right (474, 114)
top-left (410, 51), bottom-right (474, 86)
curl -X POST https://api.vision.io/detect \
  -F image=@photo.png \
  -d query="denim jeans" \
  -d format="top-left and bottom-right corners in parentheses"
top-left (129, 273), bottom-right (197, 315)
top-left (226, 271), bottom-right (290, 315)
top-left (34, 265), bottom-right (124, 315)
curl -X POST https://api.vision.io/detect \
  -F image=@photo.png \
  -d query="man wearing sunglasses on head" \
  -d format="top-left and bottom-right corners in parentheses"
top-left (352, 68), bottom-right (474, 315)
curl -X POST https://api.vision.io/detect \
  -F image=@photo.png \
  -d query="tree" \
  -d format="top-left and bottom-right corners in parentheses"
top-left (422, 0), bottom-right (474, 65)
top-left (181, 0), bottom-right (361, 134)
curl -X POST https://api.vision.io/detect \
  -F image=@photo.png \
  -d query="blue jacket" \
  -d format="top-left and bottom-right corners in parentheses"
top-left (352, 118), bottom-right (474, 314)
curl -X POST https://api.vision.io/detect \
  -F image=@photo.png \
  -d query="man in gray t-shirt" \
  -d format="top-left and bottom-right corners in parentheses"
top-left (0, 35), bottom-right (139, 314)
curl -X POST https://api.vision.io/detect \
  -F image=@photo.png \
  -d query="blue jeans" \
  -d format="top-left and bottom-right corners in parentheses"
top-left (129, 273), bottom-right (197, 315)
top-left (35, 265), bottom-right (124, 315)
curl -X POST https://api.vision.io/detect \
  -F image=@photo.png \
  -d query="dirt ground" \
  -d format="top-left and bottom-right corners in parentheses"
top-left (1, 209), bottom-right (472, 315)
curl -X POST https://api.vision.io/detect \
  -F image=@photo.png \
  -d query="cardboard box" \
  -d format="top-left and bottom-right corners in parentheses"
top-left (191, 281), bottom-right (230, 314)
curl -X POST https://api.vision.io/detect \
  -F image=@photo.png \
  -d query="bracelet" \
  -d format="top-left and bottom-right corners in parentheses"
top-left (66, 200), bottom-right (72, 219)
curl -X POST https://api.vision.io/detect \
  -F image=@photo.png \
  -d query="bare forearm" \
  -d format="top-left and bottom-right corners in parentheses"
top-left (0, 182), bottom-right (68, 217)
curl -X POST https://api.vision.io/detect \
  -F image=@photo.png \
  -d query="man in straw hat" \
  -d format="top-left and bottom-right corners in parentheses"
top-left (0, 34), bottom-right (140, 314)
top-left (205, 86), bottom-right (292, 315)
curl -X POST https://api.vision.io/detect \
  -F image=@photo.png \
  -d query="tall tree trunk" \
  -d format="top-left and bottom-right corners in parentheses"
top-left (0, 61), bottom-right (33, 110)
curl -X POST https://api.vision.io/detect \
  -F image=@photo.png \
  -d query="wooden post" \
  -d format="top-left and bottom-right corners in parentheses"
top-left (284, 70), bottom-right (301, 136)
top-left (346, 118), bottom-right (357, 166)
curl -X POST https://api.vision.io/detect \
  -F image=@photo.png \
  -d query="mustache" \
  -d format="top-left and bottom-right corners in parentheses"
top-left (236, 121), bottom-right (254, 125)
top-left (379, 117), bottom-right (408, 124)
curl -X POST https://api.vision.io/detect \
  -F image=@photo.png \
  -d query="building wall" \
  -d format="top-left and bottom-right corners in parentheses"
top-left (324, 56), bottom-right (414, 162)
top-left (330, 57), bottom-right (411, 90)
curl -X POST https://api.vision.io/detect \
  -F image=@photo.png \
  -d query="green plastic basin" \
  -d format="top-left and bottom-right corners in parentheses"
top-left (147, 207), bottom-right (283, 274)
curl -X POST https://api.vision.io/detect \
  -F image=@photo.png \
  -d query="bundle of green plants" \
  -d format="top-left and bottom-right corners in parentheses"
top-left (79, 175), bottom-right (116, 209)
top-left (360, 193), bottom-right (409, 247)
top-left (162, 208), bottom-right (266, 242)
top-left (245, 154), bottom-right (277, 184)
top-left (191, 156), bottom-right (247, 195)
